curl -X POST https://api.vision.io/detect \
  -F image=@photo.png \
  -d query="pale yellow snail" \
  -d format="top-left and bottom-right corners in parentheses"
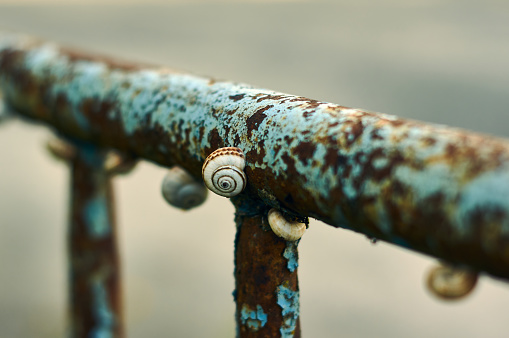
top-left (46, 137), bottom-right (76, 161)
top-left (162, 166), bottom-right (208, 210)
top-left (202, 147), bottom-right (247, 197)
top-left (426, 264), bottom-right (478, 300)
top-left (268, 208), bottom-right (306, 241)
top-left (104, 151), bottom-right (138, 175)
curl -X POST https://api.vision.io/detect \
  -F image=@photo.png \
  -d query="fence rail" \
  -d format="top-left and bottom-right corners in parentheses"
top-left (1, 32), bottom-right (508, 336)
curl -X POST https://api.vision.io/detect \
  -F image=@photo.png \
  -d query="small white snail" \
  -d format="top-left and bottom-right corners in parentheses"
top-left (162, 166), bottom-right (208, 210)
top-left (202, 147), bottom-right (247, 198)
top-left (46, 137), bottom-right (76, 161)
top-left (104, 151), bottom-right (138, 175)
top-left (268, 208), bottom-right (306, 241)
top-left (426, 264), bottom-right (478, 300)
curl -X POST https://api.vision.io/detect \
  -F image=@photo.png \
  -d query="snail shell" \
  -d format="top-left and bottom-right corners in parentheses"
top-left (104, 151), bottom-right (138, 175)
top-left (268, 208), bottom-right (306, 241)
top-left (46, 137), bottom-right (76, 161)
top-left (202, 147), bottom-right (247, 198)
top-left (426, 264), bottom-right (478, 300)
top-left (162, 166), bottom-right (208, 210)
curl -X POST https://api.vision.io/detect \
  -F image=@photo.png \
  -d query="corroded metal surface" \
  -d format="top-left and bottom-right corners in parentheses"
top-left (69, 141), bottom-right (123, 337)
top-left (1, 33), bottom-right (509, 280)
top-left (233, 197), bottom-right (300, 337)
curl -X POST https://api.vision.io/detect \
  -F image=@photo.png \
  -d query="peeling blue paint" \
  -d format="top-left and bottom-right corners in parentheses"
top-left (456, 170), bottom-right (509, 237)
top-left (90, 278), bottom-right (114, 338)
top-left (84, 196), bottom-right (110, 239)
top-left (277, 282), bottom-right (300, 337)
top-left (283, 242), bottom-right (298, 273)
top-left (240, 304), bottom-right (267, 331)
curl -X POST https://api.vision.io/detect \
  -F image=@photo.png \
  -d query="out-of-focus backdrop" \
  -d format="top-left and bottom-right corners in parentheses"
top-left (0, 1), bottom-right (508, 337)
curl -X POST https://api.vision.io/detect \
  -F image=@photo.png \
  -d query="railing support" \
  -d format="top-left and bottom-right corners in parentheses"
top-left (233, 197), bottom-right (301, 337)
top-left (69, 141), bottom-right (123, 337)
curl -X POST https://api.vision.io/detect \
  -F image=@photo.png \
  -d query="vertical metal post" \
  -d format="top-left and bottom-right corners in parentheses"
top-left (69, 142), bottom-right (123, 337)
top-left (233, 198), bottom-right (301, 337)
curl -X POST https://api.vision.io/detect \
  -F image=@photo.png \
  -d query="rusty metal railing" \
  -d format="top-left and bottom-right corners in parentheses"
top-left (1, 32), bottom-right (508, 337)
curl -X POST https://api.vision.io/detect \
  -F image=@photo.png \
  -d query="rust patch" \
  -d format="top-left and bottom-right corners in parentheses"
top-left (323, 148), bottom-right (348, 174)
top-left (204, 128), bottom-right (222, 157)
top-left (256, 94), bottom-right (289, 103)
top-left (420, 136), bottom-right (437, 147)
top-left (292, 141), bottom-right (316, 165)
top-left (281, 153), bottom-right (298, 179)
top-left (246, 105), bottom-right (271, 138)
top-left (229, 94), bottom-right (245, 102)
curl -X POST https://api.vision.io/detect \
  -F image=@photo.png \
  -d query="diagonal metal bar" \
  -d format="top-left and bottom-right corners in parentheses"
top-left (1, 33), bottom-right (509, 280)
top-left (69, 141), bottom-right (123, 337)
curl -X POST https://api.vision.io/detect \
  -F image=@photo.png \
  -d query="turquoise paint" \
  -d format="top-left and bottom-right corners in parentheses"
top-left (90, 279), bottom-right (114, 338)
top-left (240, 304), bottom-right (268, 331)
top-left (276, 283), bottom-right (300, 337)
top-left (456, 169), bottom-right (509, 237)
top-left (283, 242), bottom-right (298, 273)
top-left (84, 196), bottom-right (111, 239)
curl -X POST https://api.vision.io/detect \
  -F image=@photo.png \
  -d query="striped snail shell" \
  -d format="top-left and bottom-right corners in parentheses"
top-left (268, 208), bottom-right (306, 241)
top-left (162, 166), bottom-right (208, 210)
top-left (202, 147), bottom-right (247, 198)
top-left (426, 264), bottom-right (478, 300)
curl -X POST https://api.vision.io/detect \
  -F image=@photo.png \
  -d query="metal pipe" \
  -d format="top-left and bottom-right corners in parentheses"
top-left (69, 141), bottom-right (123, 337)
top-left (233, 197), bottom-right (301, 337)
top-left (1, 33), bottom-right (509, 280)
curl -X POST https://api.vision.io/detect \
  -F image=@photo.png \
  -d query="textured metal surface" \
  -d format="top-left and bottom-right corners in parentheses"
top-left (233, 197), bottom-right (300, 337)
top-left (69, 141), bottom-right (123, 337)
top-left (1, 33), bottom-right (509, 280)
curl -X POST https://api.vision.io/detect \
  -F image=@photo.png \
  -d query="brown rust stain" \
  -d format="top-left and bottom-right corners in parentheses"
top-left (229, 94), bottom-right (245, 102)
top-left (323, 148), bottom-right (348, 174)
top-left (255, 94), bottom-right (289, 103)
top-left (292, 141), bottom-right (316, 165)
top-left (246, 105), bottom-right (271, 138)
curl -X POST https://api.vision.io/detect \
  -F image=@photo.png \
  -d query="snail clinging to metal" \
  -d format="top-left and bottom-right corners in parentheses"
top-left (202, 147), bottom-right (247, 197)
top-left (268, 208), bottom-right (306, 241)
top-left (162, 166), bottom-right (208, 210)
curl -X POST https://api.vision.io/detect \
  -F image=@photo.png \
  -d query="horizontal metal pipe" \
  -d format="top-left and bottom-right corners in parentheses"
top-left (1, 33), bottom-right (509, 280)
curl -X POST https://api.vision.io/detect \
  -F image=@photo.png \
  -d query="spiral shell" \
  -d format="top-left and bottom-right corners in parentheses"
top-left (426, 264), bottom-right (478, 300)
top-left (202, 147), bottom-right (247, 198)
top-left (268, 208), bottom-right (306, 241)
top-left (162, 166), bottom-right (208, 210)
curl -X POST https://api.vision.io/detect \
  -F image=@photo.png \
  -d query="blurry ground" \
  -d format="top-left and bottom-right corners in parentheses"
top-left (0, 1), bottom-right (509, 337)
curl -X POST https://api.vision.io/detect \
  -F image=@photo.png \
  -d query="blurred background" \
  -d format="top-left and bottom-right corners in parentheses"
top-left (1, 1), bottom-right (509, 337)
